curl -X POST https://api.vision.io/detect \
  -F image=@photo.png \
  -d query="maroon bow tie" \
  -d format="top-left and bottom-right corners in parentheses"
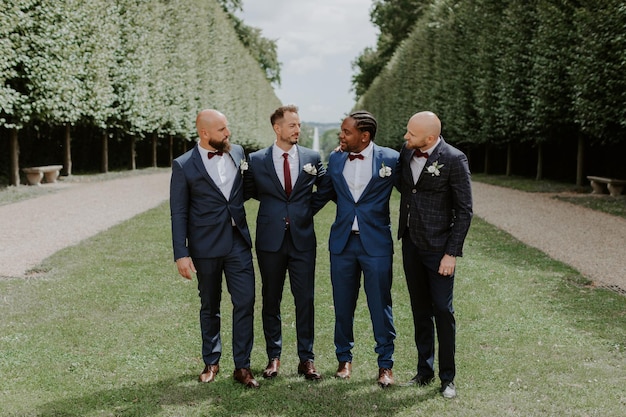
top-left (348, 153), bottom-right (364, 161)
top-left (208, 151), bottom-right (223, 159)
top-left (413, 150), bottom-right (429, 159)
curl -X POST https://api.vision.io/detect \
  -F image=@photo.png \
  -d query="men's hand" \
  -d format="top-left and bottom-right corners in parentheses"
top-left (176, 256), bottom-right (196, 280)
top-left (438, 254), bottom-right (456, 277)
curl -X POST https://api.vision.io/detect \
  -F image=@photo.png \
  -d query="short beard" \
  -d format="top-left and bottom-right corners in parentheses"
top-left (209, 138), bottom-right (231, 153)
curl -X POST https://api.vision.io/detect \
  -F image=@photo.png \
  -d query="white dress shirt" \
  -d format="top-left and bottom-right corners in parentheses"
top-left (343, 141), bottom-right (374, 231)
top-left (272, 143), bottom-right (298, 192)
top-left (198, 144), bottom-right (237, 201)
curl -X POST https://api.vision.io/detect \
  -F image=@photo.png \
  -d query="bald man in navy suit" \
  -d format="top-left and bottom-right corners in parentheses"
top-left (170, 109), bottom-right (258, 388)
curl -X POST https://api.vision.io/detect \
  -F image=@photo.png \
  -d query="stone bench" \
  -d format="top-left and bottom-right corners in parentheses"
top-left (22, 165), bottom-right (64, 186)
top-left (587, 175), bottom-right (626, 197)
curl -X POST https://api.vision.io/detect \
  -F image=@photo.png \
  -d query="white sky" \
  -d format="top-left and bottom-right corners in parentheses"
top-left (236, 0), bottom-right (379, 124)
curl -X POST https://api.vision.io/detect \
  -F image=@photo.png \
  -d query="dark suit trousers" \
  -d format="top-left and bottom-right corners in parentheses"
top-left (257, 231), bottom-right (316, 362)
top-left (194, 230), bottom-right (255, 370)
top-left (401, 233), bottom-right (456, 382)
top-left (330, 233), bottom-right (395, 369)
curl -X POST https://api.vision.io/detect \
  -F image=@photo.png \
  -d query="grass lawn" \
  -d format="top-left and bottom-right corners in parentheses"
top-left (0, 192), bottom-right (625, 416)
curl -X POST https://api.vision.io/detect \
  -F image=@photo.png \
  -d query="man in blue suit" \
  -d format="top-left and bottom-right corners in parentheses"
top-left (244, 105), bottom-right (327, 380)
top-left (397, 111), bottom-right (473, 399)
top-left (170, 109), bottom-right (259, 388)
top-left (316, 110), bottom-right (399, 388)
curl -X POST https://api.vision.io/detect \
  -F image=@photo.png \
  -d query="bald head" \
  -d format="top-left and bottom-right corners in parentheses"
top-left (404, 111), bottom-right (442, 151)
top-left (196, 109), bottom-right (231, 152)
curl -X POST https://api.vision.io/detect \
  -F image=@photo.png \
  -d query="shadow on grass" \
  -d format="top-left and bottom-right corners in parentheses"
top-left (37, 372), bottom-right (440, 416)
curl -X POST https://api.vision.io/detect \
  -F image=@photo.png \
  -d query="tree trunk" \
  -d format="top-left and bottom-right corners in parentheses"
top-left (506, 143), bottom-right (512, 176)
top-left (576, 135), bottom-right (584, 187)
top-left (63, 124), bottom-right (72, 176)
top-left (101, 132), bottom-right (109, 173)
top-left (151, 132), bottom-right (158, 168)
top-left (130, 136), bottom-right (136, 170)
top-left (484, 144), bottom-right (491, 175)
top-left (169, 135), bottom-right (173, 166)
top-left (536, 142), bottom-right (543, 181)
top-left (9, 127), bottom-right (20, 186)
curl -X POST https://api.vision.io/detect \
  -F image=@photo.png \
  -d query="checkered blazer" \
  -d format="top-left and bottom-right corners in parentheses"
top-left (397, 138), bottom-right (473, 256)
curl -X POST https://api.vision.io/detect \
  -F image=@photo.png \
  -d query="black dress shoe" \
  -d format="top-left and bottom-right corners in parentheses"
top-left (233, 368), bottom-right (259, 388)
top-left (297, 360), bottom-right (322, 380)
top-left (199, 364), bottom-right (219, 383)
top-left (262, 358), bottom-right (280, 379)
top-left (404, 374), bottom-right (435, 386)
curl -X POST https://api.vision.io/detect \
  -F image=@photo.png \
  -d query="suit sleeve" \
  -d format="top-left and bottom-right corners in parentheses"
top-left (170, 160), bottom-right (190, 261)
top-left (446, 152), bottom-right (473, 257)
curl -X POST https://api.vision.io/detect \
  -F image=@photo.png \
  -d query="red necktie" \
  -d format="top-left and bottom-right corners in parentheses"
top-left (413, 150), bottom-right (428, 159)
top-left (348, 153), bottom-right (364, 161)
top-left (208, 151), bottom-right (223, 159)
top-left (283, 153), bottom-right (292, 197)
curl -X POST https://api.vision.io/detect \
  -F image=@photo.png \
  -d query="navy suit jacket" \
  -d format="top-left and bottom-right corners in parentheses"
top-left (397, 138), bottom-right (473, 256)
top-left (244, 144), bottom-right (327, 252)
top-left (170, 144), bottom-right (252, 260)
top-left (319, 144), bottom-right (400, 257)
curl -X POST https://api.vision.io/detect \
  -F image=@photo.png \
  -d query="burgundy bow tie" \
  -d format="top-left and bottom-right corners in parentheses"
top-left (348, 153), bottom-right (364, 161)
top-left (413, 150), bottom-right (429, 159)
top-left (208, 151), bottom-right (223, 159)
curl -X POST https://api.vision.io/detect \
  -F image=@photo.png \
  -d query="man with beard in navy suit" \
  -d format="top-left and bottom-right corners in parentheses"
top-left (170, 109), bottom-right (258, 388)
top-left (244, 105), bottom-right (327, 380)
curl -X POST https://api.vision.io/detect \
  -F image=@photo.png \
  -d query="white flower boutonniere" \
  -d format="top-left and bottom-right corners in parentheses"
top-left (303, 163), bottom-right (317, 175)
top-left (379, 161), bottom-right (392, 178)
top-left (427, 161), bottom-right (444, 176)
top-left (240, 159), bottom-right (249, 174)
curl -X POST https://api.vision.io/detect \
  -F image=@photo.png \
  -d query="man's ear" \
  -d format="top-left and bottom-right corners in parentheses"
top-left (273, 124), bottom-right (281, 136)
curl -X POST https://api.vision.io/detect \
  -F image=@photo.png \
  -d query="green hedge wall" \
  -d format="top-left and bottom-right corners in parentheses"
top-left (356, 0), bottom-right (626, 181)
top-left (1, 0), bottom-right (281, 180)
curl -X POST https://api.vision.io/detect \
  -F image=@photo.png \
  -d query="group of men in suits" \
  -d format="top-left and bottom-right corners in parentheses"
top-left (169, 106), bottom-right (472, 399)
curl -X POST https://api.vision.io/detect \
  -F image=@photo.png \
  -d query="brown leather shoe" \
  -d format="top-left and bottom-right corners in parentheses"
top-left (297, 360), bottom-right (322, 380)
top-left (233, 368), bottom-right (260, 388)
top-left (262, 358), bottom-right (280, 379)
top-left (377, 368), bottom-right (394, 388)
top-left (199, 364), bottom-right (219, 383)
top-left (335, 361), bottom-right (352, 379)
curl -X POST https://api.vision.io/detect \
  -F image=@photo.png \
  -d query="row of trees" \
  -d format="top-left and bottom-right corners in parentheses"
top-left (1, 0), bottom-right (282, 185)
top-left (356, 0), bottom-right (626, 184)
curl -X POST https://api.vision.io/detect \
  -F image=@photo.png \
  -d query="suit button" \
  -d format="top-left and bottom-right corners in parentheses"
top-left (412, 189), bottom-right (417, 194)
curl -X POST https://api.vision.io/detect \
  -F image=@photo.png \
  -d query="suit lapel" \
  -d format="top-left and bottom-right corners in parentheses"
top-left (192, 146), bottom-right (223, 195)
top-left (263, 145), bottom-right (288, 197)
top-left (416, 140), bottom-right (444, 185)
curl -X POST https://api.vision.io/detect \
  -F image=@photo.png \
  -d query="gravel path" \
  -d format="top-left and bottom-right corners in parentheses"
top-left (1, 173), bottom-right (624, 294)
top-left (472, 182), bottom-right (626, 294)
top-left (0, 172), bottom-right (171, 278)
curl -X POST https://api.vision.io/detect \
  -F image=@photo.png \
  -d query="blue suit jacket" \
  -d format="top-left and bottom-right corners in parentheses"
top-left (320, 144), bottom-right (400, 257)
top-left (170, 144), bottom-right (252, 260)
top-left (244, 144), bottom-right (327, 252)
top-left (397, 138), bottom-right (473, 256)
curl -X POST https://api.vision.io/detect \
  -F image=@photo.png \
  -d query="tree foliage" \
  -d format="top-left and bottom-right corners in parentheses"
top-left (352, 0), bottom-right (431, 98)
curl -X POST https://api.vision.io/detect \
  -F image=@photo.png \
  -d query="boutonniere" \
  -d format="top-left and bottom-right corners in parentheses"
top-left (427, 161), bottom-right (444, 176)
top-left (239, 159), bottom-right (248, 174)
top-left (303, 163), bottom-right (317, 175)
top-left (378, 161), bottom-right (392, 178)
